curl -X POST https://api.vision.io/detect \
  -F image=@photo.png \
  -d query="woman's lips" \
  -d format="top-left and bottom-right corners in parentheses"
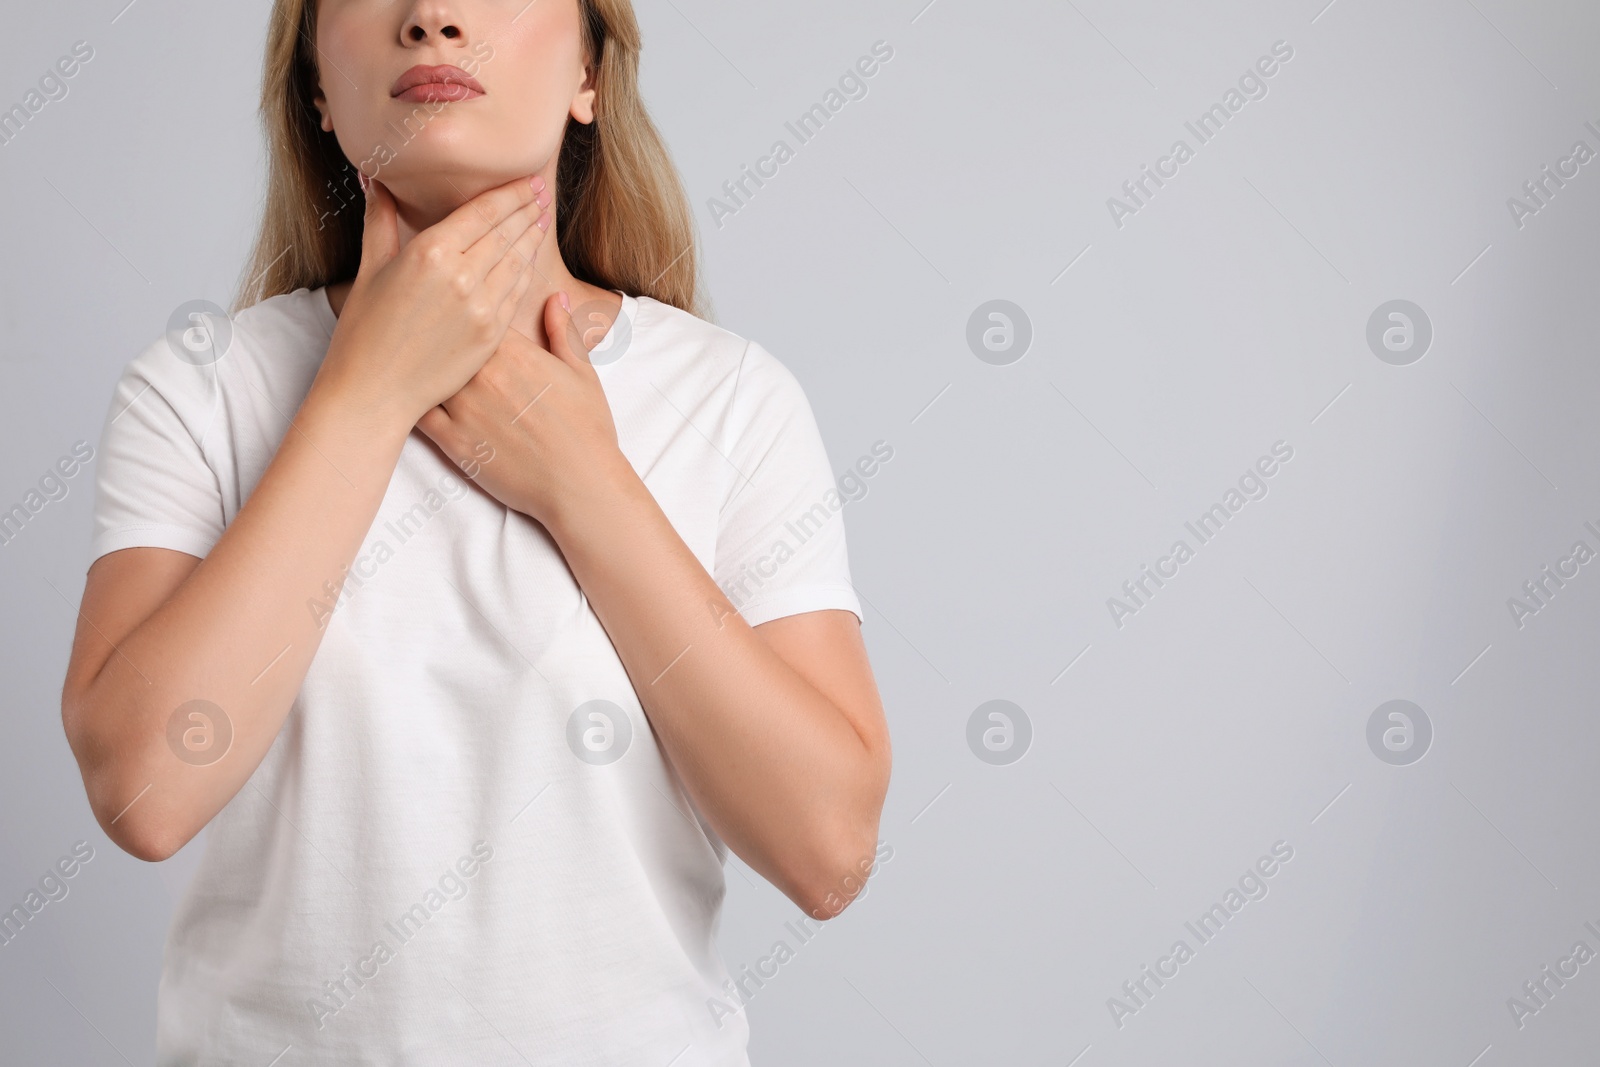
top-left (394, 82), bottom-right (483, 102)
top-left (390, 64), bottom-right (485, 103)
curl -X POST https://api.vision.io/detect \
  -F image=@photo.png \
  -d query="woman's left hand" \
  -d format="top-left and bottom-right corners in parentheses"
top-left (417, 291), bottom-right (631, 528)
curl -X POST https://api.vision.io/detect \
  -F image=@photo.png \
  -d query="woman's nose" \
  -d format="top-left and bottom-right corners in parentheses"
top-left (401, 4), bottom-right (466, 44)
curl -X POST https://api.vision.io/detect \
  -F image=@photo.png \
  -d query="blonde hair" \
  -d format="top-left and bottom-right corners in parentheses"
top-left (236, 0), bottom-right (707, 319)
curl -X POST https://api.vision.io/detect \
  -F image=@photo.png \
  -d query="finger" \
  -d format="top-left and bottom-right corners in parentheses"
top-left (481, 205), bottom-right (551, 305)
top-left (546, 291), bottom-right (592, 370)
top-left (416, 403), bottom-right (451, 440)
top-left (493, 250), bottom-right (539, 332)
top-left (464, 194), bottom-right (543, 268)
top-left (491, 325), bottom-right (544, 368)
top-left (359, 178), bottom-right (401, 274)
top-left (433, 173), bottom-right (543, 252)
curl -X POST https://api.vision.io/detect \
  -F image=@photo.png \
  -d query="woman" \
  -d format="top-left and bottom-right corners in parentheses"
top-left (59, 1), bottom-right (892, 1063)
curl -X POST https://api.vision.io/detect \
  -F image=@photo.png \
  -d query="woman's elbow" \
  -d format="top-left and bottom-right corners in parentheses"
top-left (105, 819), bottom-right (181, 864)
top-left (63, 696), bottom-right (183, 863)
top-left (85, 775), bottom-right (185, 863)
top-left (792, 815), bottom-right (889, 921)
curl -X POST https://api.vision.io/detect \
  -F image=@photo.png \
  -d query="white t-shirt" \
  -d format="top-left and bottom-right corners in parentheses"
top-left (88, 286), bottom-right (862, 1066)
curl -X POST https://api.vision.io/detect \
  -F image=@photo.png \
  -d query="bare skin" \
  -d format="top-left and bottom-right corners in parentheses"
top-left (61, 0), bottom-right (890, 919)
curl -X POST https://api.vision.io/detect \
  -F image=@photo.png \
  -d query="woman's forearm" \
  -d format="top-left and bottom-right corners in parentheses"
top-left (64, 370), bottom-right (412, 861)
top-left (545, 454), bottom-right (887, 917)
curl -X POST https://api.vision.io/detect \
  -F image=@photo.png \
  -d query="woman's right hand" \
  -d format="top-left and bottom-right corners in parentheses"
top-left (315, 173), bottom-right (551, 426)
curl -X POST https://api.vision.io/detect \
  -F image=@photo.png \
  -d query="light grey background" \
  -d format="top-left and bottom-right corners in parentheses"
top-left (3, 0), bottom-right (1597, 1063)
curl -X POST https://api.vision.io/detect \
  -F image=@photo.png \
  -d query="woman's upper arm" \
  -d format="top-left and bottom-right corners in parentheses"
top-left (61, 547), bottom-right (201, 738)
top-left (754, 609), bottom-right (891, 766)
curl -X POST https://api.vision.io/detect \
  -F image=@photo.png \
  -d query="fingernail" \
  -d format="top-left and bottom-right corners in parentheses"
top-left (536, 210), bottom-right (551, 231)
top-left (559, 290), bottom-right (570, 311)
top-left (531, 174), bottom-right (545, 192)
top-left (358, 171), bottom-right (371, 195)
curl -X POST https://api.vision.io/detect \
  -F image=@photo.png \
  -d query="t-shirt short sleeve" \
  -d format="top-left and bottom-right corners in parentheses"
top-left (87, 341), bottom-right (227, 568)
top-left (712, 341), bottom-right (862, 628)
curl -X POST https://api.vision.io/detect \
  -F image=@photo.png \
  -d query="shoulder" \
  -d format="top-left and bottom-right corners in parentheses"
top-left (106, 288), bottom-right (334, 447)
top-left (630, 294), bottom-right (748, 367)
top-left (230, 287), bottom-right (338, 356)
top-left (223, 288), bottom-right (338, 398)
top-left (117, 288), bottom-right (332, 399)
top-left (121, 288), bottom-right (331, 385)
top-left (632, 295), bottom-right (809, 408)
